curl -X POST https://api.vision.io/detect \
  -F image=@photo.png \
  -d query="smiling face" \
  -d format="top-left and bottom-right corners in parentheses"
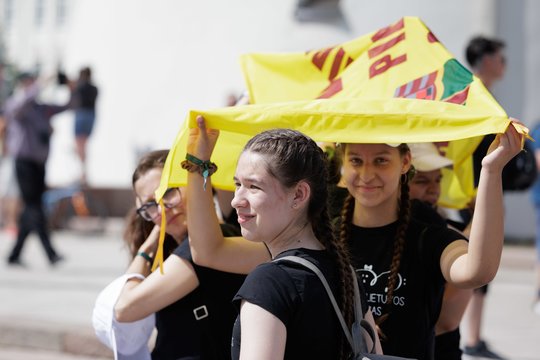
top-left (134, 167), bottom-right (187, 241)
top-left (231, 151), bottom-right (298, 243)
top-left (341, 144), bottom-right (411, 212)
top-left (409, 169), bottom-right (442, 206)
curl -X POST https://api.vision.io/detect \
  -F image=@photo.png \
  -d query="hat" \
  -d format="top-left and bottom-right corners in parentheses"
top-left (92, 273), bottom-right (155, 360)
top-left (409, 142), bottom-right (453, 172)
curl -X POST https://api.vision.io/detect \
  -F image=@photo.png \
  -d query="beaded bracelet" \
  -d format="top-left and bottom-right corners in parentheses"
top-left (181, 153), bottom-right (218, 190)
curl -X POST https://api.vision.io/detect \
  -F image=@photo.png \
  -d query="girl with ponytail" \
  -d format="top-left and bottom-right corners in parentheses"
top-left (186, 116), bottom-right (380, 359)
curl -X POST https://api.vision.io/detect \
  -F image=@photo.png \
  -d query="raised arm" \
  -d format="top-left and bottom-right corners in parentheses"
top-left (186, 115), bottom-right (270, 274)
top-left (441, 123), bottom-right (523, 288)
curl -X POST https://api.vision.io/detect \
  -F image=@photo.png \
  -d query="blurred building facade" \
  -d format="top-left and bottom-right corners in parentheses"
top-left (0, 0), bottom-right (539, 239)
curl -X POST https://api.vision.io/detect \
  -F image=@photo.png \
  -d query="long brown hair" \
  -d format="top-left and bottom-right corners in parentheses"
top-left (244, 129), bottom-right (355, 358)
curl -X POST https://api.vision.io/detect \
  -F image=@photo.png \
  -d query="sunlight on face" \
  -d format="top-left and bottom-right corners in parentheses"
top-left (231, 151), bottom-right (296, 243)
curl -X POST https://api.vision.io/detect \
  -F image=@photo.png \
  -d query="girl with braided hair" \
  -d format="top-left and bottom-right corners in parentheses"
top-left (335, 124), bottom-right (522, 360)
top-left (185, 116), bottom-right (380, 359)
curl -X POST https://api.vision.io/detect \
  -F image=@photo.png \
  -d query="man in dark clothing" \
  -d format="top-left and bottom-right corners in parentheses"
top-left (5, 72), bottom-right (70, 266)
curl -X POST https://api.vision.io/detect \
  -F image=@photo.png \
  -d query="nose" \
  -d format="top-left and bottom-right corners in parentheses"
top-left (231, 189), bottom-right (247, 210)
top-left (357, 164), bottom-right (375, 183)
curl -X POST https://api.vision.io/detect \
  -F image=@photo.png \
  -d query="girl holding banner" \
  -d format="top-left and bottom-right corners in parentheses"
top-left (185, 116), bottom-right (381, 359)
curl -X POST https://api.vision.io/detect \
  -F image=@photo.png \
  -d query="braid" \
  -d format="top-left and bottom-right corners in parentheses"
top-left (385, 175), bottom-right (411, 305)
top-left (315, 205), bottom-right (355, 359)
top-left (339, 194), bottom-right (355, 254)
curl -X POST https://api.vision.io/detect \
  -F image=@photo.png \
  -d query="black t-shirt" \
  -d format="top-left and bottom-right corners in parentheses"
top-left (151, 239), bottom-right (246, 360)
top-left (231, 248), bottom-right (366, 360)
top-left (75, 81), bottom-right (98, 110)
top-left (347, 217), bottom-right (463, 360)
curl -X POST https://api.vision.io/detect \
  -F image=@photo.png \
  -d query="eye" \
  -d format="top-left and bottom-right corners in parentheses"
top-left (249, 184), bottom-right (261, 190)
top-left (374, 157), bottom-right (389, 165)
top-left (348, 156), bottom-right (362, 166)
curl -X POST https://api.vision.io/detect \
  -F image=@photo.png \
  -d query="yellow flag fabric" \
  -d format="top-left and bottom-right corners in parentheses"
top-left (158, 17), bottom-right (519, 206)
top-left (157, 98), bottom-right (511, 199)
top-left (239, 16), bottom-right (508, 208)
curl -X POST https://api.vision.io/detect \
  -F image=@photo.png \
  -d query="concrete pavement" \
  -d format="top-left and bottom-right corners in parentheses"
top-left (0, 219), bottom-right (539, 359)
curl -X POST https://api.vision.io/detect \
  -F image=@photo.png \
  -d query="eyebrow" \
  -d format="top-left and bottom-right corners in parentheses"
top-left (347, 150), bottom-right (392, 156)
top-left (233, 175), bottom-right (264, 185)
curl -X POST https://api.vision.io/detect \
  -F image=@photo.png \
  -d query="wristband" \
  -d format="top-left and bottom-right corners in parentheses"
top-left (137, 251), bottom-right (153, 264)
top-left (181, 153), bottom-right (218, 191)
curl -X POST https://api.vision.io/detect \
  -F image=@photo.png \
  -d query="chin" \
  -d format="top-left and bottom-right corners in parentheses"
top-left (240, 228), bottom-right (260, 243)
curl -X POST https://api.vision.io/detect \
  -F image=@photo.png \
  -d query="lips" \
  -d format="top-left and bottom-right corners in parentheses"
top-left (237, 213), bottom-right (255, 224)
top-left (358, 185), bottom-right (380, 193)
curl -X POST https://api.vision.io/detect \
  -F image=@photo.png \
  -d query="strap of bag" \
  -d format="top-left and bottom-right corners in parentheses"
top-left (275, 255), bottom-right (374, 354)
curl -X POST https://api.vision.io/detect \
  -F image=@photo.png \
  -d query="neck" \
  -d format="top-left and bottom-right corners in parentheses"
top-left (352, 198), bottom-right (399, 227)
top-left (475, 71), bottom-right (494, 91)
top-left (265, 222), bottom-right (324, 258)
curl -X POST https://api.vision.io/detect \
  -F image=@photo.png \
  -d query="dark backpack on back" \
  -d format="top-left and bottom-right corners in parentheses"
top-left (502, 138), bottom-right (537, 191)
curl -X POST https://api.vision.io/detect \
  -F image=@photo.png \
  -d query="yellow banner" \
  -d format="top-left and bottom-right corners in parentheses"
top-left (157, 98), bottom-right (511, 201)
top-left (238, 16), bottom-right (508, 208)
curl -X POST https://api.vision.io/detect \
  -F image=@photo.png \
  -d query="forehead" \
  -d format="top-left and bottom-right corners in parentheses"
top-left (134, 167), bottom-right (162, 202)
top-left (235, 151), bottom-right (270, 178)
top-left (345, 143), bottom-right (398, 156)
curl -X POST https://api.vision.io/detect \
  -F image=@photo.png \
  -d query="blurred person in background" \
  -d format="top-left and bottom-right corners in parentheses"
top-left (70, 66), bottom-right (98, 184)
top-left (4, 72), bottom-right (70, 266)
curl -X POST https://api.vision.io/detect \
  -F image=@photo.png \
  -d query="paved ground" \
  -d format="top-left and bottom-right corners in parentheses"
top-left (0, 219), bottom-right (539, 359)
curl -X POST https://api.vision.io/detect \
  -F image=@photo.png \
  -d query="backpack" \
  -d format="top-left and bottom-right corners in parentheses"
top-left (274, 256), bottom-right (416, 360)
top-left (502, 138), bottom-right (537, 191)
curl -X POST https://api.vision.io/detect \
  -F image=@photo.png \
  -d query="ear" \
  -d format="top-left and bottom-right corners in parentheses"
top-left (401, 150), bottom-right (412, 174)
top-left (291, 180), bottom-right (311, 209)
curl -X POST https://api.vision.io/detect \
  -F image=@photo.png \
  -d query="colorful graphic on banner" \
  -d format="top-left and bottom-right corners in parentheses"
top-left (238, 16), bottom-right (509, 208)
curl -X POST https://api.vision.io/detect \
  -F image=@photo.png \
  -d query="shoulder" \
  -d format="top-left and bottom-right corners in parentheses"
top-left (410, 199), bottom-right (447, 227)
top-left (172, 238), bottom-right (193, 262)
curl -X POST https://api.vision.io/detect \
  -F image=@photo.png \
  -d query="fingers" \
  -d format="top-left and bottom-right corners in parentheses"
top-left (197, 115), bottom-right (206, 131)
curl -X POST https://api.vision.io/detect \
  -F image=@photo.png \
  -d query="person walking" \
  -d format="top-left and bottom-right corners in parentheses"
top-left (4, 72), bottom-right (70, 266)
